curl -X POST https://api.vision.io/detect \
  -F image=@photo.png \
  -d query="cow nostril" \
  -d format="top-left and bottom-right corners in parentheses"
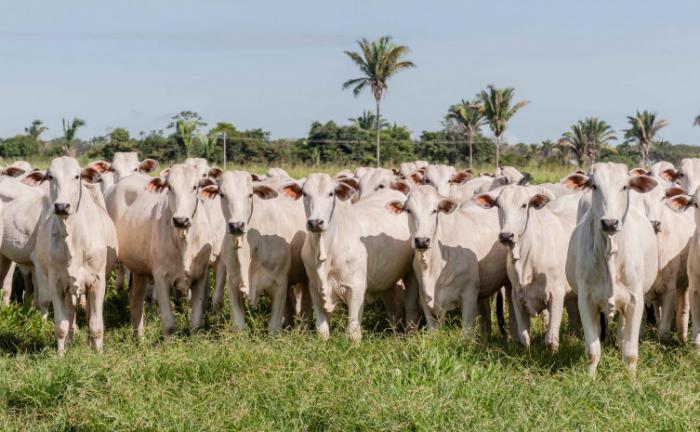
top-left (600, 218), bottom-right (619, 232)
top-left (228, 221), bottom-right (245, 235)
top-left (172, 217), bottom-right (191, 228)
top-left (306, 219), bottom-right (324, 232)
top-left (414, 237), bottom-right (431, 249)
top-left (651, 220), bottom-right (661, 233)
top-left (498, 232), bottom-right (515, 244)
top-left (54, 203), bottom-right (70, 215)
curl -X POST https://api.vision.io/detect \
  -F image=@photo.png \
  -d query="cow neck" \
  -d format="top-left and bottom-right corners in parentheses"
top-left (314, 197), bottom-right (349, 263)
top-left (590, 214), bottom-right (617, 305)
top-left (512, 208), bottom-right (548, 287)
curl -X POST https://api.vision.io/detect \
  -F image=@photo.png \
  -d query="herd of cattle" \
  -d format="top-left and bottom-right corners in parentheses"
top-left (1, 153), bottom-right (699, 375)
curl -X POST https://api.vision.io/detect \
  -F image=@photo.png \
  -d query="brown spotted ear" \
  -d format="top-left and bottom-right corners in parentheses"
top-left (1, 166), bottom-right (25, 177)
top-left (391, 168), bottom-right (400, 176)
top-left (628, 175), bottom-right (658, 193)
top-left (472, 193), bottom-right (498, 209)
top-left (90, 161), bottom-right (112, 174)
top-left (385, 200), bottom-right (405, 214)
top-left (390, 180), bottom-right (410, 195)
top-left (438, 199), bottom-right (457, 214)
top-left (528, 194), bottom-right (551, 210)
top-left (199, 177), bottom-right (215, 189)
top-left (199, 185), bottom-right (219, 200)
top-left (667, 195), bottom-right (696, 212)
top-left (450, 170), bottom-right (473, 185)
top-left (517, 173), bottom-right (532, 186)
top-left (479, 172), bottom-right (495, 178)
top-left (409, 171), bottom-right (424, 184)
top-left (337, 176), bottom-right (359, 191)
top-left (280, 182), bottom-right (302, 200)
top-left (660, 168), bottom-right (679, 182)
top-left (334, 182), bottom-right (356, 201)
top-left (416, 166), bottom-right (427, 174)
top-left (250, 173), bottom-right (262, 182)
top-left (208, 167), bottom-right (223, 180)
top-left (562, 173), bottom-right (590, 190)
top-left (139, 159), bottom-right (159, 173)
top-left (80, 167), bottom-right (102, 183)
top-left (253, 184), bottom-right (278, 199)
top-left (146, 177), bottom-right (168, 193)
top-left (574, 170), bottom-right (586, 175)
top-left (629, 167), bottom-right (647, 177)
top-left (665, 186), bottom-right (687, 199)
top-left (22, 170), bottom-right (46, 186)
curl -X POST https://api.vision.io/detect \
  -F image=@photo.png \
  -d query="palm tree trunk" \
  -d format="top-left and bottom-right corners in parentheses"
top-left (495, 134), bottom-right (501, 168)
top-left (375, 97), bottom-right (381, 167)
top-left (466, 132), bottom-right (474, 170)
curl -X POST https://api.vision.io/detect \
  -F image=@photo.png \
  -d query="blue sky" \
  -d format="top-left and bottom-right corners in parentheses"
top-left (1, 0), bottom-right (699, 144)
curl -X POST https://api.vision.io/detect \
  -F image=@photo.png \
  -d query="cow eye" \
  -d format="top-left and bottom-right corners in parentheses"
top-left (405, 209), bottom-right (412, 215)
top-left (133, 168), bottom-right (138, 172)
top-left (590, 184), bottom-right (598, 190)
top-left (378, 184), bottom-right (385, 189)
top-left (219, 193), bottom-right (225, 199)
top-left (521, 204), bottom-right (527, 209)
top-left (328, 192), bottom-right (334, 197)
top-left (248, 193), bottom-right (253, 198)
top-left (302, 192), bottom-right (307, 197)
top-left (679, 173), bottom-right (685, 178)
top-left (622, 185), bottom-right (628, 191)
top-left (46, 174), bottom-right (54, 181)
top-left (432, 209), bottom-right (437, 214)
top-left (74, 175), bottom-right (80, 180)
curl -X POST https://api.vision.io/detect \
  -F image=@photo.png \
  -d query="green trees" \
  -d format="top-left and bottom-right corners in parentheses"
top-left (476, 85), bottom-right (529, 167)
top-left (25, 120), bottom-right (48, 140)
top-left (446, 99), bottom-right (486, 169)
top-left (349, 110), bottom-right (389, 131)
top-left (559, 117), bottom-right (617, 167)
top-left (62, 117), bottom-right (86, 155)
top-left (343, 36), bottom-right (415, 166)
top-left (624, 110), bottom-right (668, 167)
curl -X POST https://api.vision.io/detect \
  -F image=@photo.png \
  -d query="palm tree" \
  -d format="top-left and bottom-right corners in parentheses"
top-left (343, 36), bottom-right (415, 166)
top-left (62, 117), bottom-right (86, 155)
top-left (624, 110), bottom-right (668, 166)
top-left (177, 119), bottom-right (199, 157)
top-left (559, 117), bottom-right (617, 167)
top-left (446, 99), bottom-right (486, 169)
top-left (25, 120), bottom-right (48, 139)
top-left (196, 132), bottom-right (217, 161)
top-left (476, 85), bottom-right (529, 167)
top-left (349, 110), bottom-right (389, 131)
top-left (537, 139), bottom-right (557, 162)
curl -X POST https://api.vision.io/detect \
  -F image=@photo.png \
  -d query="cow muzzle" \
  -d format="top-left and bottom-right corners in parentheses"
top-left (600, 218), bottom-right (619, 233)
top-left (228, 221), bottom-right (246, 235)
top-left (651, 220), bottom-right (661, 234)
top-left (498, 231), bottom-right (515, 245)
top-left (172, 217), bottom-right (191, 229)
top-left (414, 237), bottom-right (431, 250)
top-left (306, 219), bottom-right (326, 233)
top-left (54, 202), bottom-right (70, 216)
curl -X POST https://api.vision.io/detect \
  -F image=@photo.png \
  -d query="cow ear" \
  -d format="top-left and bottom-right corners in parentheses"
top-left (479, 172), bottom-right (495, 178)
top-left (199, 185), bottom-right (219, 200)
top-left (146, 177), bottom-right (168, 193)
top-left (253, 184), bottom-right (278, 200)
top-left (208, 167), bottom-right (223, 181)
top-left (629, 175), bottom-right (658, 193)
top-left (529, 194), bottom-right (551, 210)
top-left (22, 170), bottom-right (46, 186)
top-left (660, 168), bottom-right (679, 182)
top-left (472, 193), bottom-right (498, 209)
top-left (410, 171), bottom-right (424, 184)
top-left (2, 166), bottom-right (25, 177)
top-left (199, 177), bottom-right (216, 189)
top-left (438, 199), bottom-right (457, 214)
top-left (280, 182), bottom-right (302, 200)
top-left (139, 159), bottom-right (159, 174)
top-left (334, 182), bottom-right (356, 201)
top-left (450, 170), bottom-right (473, 185)
top-left (629, 167), bottom-right (647, 177)
top-left (392, 167), bottom-right (400, 176)
top-left (667, 195), bottom-right (696, 212)
top-left (665, 186), bottom-right (687, 199)
top-left (563, 173), bottom-right (590, 190)
top-left (90, 161), bottom-right (112, 174)
top-left (80, 167), bottom-right (102, 183)
top-left (337, 176), bottom-right (359, 191)
top-left (250, 173), bottom-right (263, 182)
top-left (517, 173), bottom-right (532, 186)
top-left (386, 200), bottom-right (405, 214)
top-left (390, 180), bottom-right (410, 195)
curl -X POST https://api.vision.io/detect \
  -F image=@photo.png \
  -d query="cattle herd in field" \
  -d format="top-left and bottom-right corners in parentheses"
top-left (1, 153), bottom-right (700, 375)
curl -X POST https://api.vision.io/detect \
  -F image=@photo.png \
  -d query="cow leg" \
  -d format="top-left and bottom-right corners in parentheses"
top-left (565, 294), bottom-right (581, 335)
top-left (402, 272), bottom-right (421, 330)
top-left (307, 279), bottom-right (330, 340)
top-left (268, 280), bottom-right (287, 334)
top-left (115, 264), bottom-right (127, 292)
top-left (129, 274), bottom-right (147, 339)
top-left (212, 258), bottom-right (227, 312)
top-left (478, 297), bottom-right (492, 339)
top-left (545, 289), bottom-right (565, 353)
top-left (87, 281), bottom-right (105, 352)
top-left (21, 268), bottom-right (34, 305)
top-left (657, 286), bottom-right (676, 344)
top-left (189, 277), bottom-right (208, 333)
top-left (0, 257), bottom-right (13, 306)
top-left (299, 282), bottom-right (313, 328)
top-left (505, 286), bottom-right (518, 340)
top-left (53, 292), bottom-right (70, 357)
top-left (346, 284), bottom-right (366, 343)
top-left (676, 287), bottom-right (689, 344)
top-left (226, 273), bottom-right (247, 332)
top-left (510, 293), bottom-right (531, 348)
top-left (32, 265), bottom-right (50, 321)
top-left (153, 276), bottom-right (176, 339)
top-left (621, 295), bottom-right (645, 375)
top-left (690, 274), bottom-right (700, 352)
top-left (460, 282), bottom-right (480, 340)
top-left (579, 295), bottom-right (602, 376)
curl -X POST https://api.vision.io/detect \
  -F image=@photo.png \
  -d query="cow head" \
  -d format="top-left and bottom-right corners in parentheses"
top-left (200, 170), bottom-right (278, 236)
top-left (111, 152), bottom-right (158, 182)
top-left (30, 157), bottom-right (103, 218)
top-left (667, 188), bottom-right (700, 228)
top-left (289, 173), bottom-right (357, 233)
top-left (563, 162), bottom-right (657, 234)
top-left (386, 185), bottom-right (457, 251)
top-left (421, 165), bottom-right (457, 196)
top-left (355, 167), bottom-right (395, 201)
top-left (184, 157), bottom-right (211, 180)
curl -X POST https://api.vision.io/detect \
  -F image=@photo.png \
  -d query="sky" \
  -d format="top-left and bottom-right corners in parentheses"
top-left (1, 0), bottom-right (700, 144)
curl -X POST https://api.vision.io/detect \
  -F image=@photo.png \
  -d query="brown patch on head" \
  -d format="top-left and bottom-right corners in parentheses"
top-left (80, 167), bottom-right (102, 183)
top-left (250, 173), bottom-right (262, 182)
top-left (337, 176), bottom-right (359, 191)
top-left (22, 170), bottom-right (46, 186)
top-left (199, 185), bottom-right (219, 200)
top-left (472, 193), bottom-right (498, 209)
top-left (450, 170), bottom-right (473, 185)
top-left (1, 166), bottom-right (25, 177)
top-left (628, 175), bottom-right (658, 193)
top-left (562, 173), bottom-right (589, 190)
top-left (390, 180), bottom-right (410, 195)
top-left (665, 186), bottom-right (687, 199)
top-left (479, 172), bottom-right (495, 178)
top-left (385, 200), bottom-right (405, 214)
top-left (391, 167), bottom-right (400, 176)
top-left (208, 167), bottom-right (223, 180)
top-left (90, 161), bottom-right (112, 174)
top-left (139, 158), bottom-right (159, 173)
top-left (253, 184), bottom-right (278, 199)
top-left (409, 171), bottom-right (424, 184)
top-left (280, 182), bottom-right (302, 200)
top-left (574, 170), bottom-right (586, 175)
top-left (334, 182), bottom-right (356, 201)
top-left (660, 168), bottom-right (679, 182)
top-left (629, 167), bottom-right (648, 177)
top-left (438, 199), bottom-right (457, 214)
top-left (528, 194), bottom-right (551, 210)
top-left (667, 195), bottom-right (695, 212)
top-left (146, 177), bottom-right (168, 193)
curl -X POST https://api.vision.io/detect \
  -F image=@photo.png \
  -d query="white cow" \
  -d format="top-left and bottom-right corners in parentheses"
top-left (112, 163), bottom-right (214, 339)
top-left (474, 185), bottom-right (580, 351)
top-left (293, 174), bottom-right (418, 341)
top-left (565, 163), bottom-right (659, 375)
top-left (100, 152), bottom-right (158, 193)
top-left (202, 170), bottom-right (309, 332)
top-left (387, 185), bottom-right (509, 338)
top-left (31, 157), bottom-right (118, 356)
